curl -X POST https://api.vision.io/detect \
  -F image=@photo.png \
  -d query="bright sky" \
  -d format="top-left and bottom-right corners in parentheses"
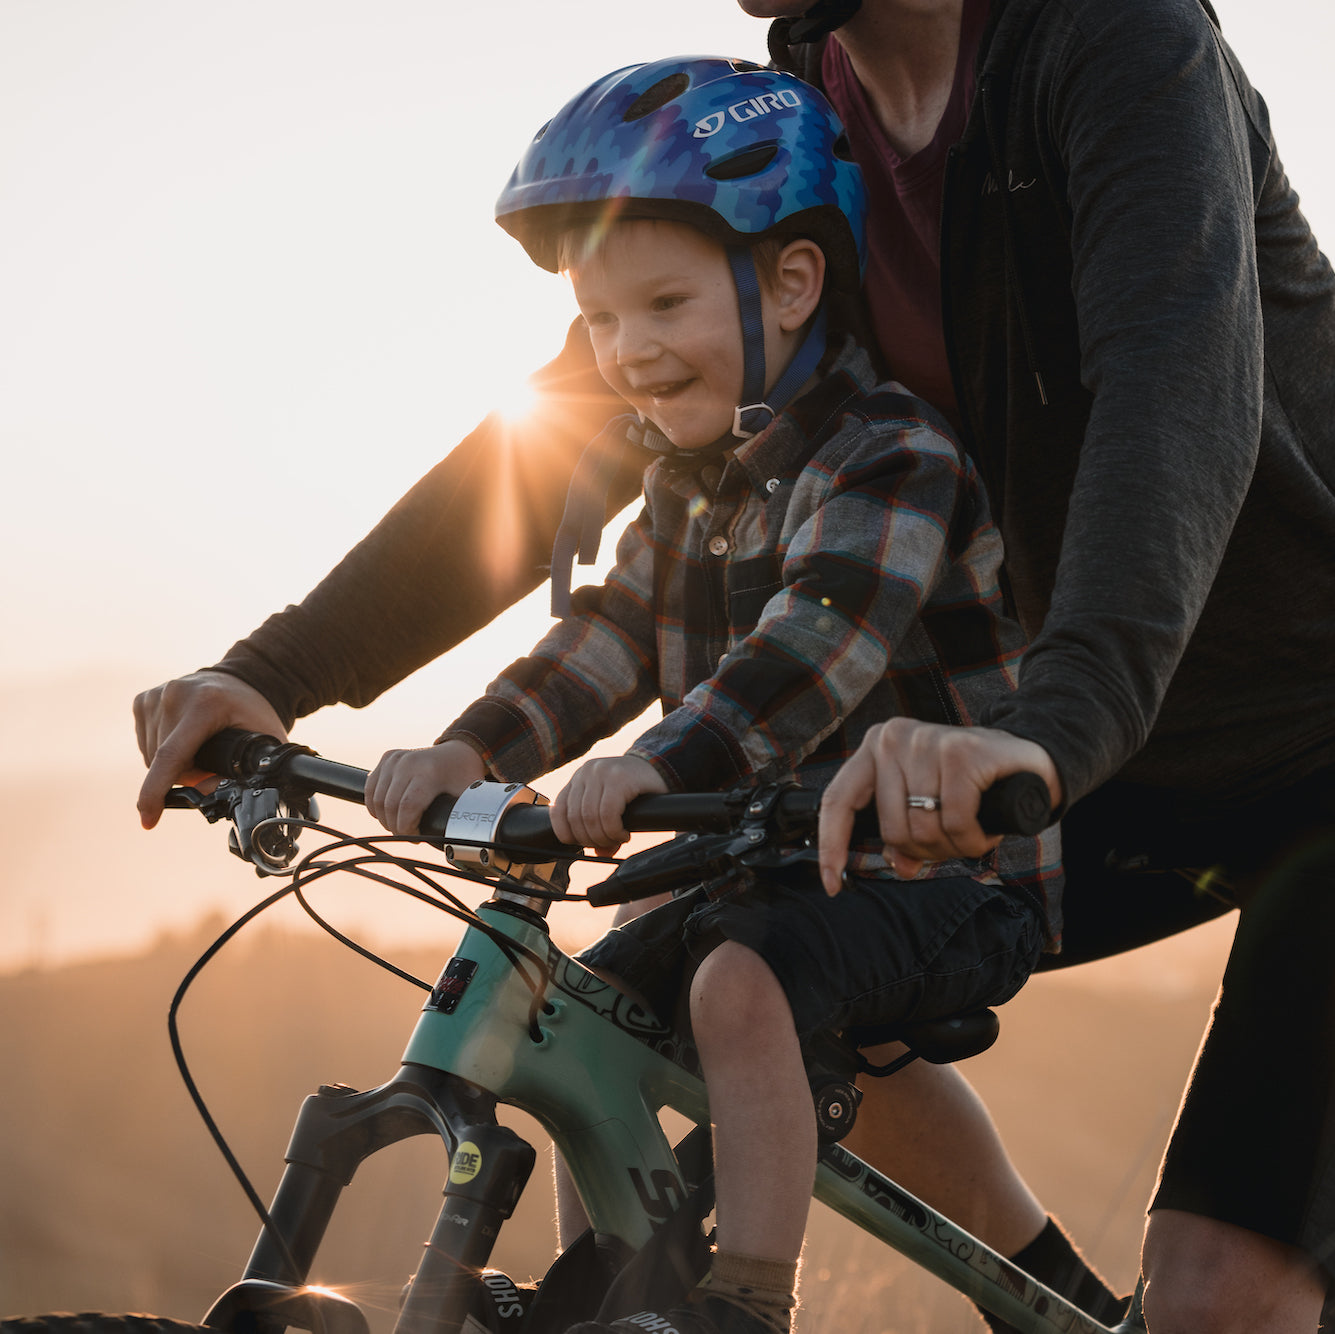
top-left (0, 1), bottom-right (760, 681)
top-left (1, 0), bottom-right (1332, 967)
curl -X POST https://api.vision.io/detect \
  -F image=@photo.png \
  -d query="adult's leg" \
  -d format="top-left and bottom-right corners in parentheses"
top-left (1142, 1211), bottom-right (1325, 1334)
top-left (1037, 779), bottom-right (1236, 972)
top-left (1141, 806), bottom-right (1335, 1333)
top-left (839, 781), bottom-right (1238, 1317)
top-left (841, 1050), bottom-right (1046, 1255)
top-left (841, 1052), bottom-right (1126, 1331)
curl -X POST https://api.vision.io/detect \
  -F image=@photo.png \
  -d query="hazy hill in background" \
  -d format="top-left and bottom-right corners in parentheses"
top-left (0, 912), bottom-right (1235, 1333)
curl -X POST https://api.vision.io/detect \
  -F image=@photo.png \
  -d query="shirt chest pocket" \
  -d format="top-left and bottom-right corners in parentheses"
top-left (725, 552), bottom-right (784, 642)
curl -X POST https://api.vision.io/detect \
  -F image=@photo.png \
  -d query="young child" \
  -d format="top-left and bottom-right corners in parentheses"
top-left (366, 57), bottom-right (1060, 1334)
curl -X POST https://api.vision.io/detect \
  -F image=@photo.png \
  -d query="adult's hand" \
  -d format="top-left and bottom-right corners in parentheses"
top-left (818, 718), bottom-right (1061, 892)
top-left (134, 671), bottom-right (288, 829)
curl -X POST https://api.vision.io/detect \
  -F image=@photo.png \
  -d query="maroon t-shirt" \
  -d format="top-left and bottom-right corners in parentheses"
top-left (821, 0), bottom-right (990, 425)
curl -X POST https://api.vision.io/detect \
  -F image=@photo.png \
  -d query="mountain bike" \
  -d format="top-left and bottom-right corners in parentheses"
top-left (1, 730), bottom-right (1142, 1334)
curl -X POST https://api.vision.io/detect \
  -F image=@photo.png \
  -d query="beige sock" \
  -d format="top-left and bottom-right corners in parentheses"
top-left (699, 1248), bottom-right (798, 1333)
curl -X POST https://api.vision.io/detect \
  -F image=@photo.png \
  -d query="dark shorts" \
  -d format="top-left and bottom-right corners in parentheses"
top-left (1046, 769), bottom-right (1335, 1278)
top-left (577, 862), bottom-right (1046, 1046)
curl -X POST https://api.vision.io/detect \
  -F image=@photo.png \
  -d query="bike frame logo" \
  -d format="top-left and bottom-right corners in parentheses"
top-left (694, 89), bottom-right (802, 138)
top-left (628, 1165), bottom-right (685, 1225)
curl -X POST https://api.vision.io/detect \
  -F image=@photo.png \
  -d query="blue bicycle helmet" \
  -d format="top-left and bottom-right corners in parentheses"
top-left (495, 56), bottom-right (867, 295)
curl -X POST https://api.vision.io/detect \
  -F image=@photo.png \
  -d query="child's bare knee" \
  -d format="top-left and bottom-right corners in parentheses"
top-left (689, 941), bottom-right (787, 1041)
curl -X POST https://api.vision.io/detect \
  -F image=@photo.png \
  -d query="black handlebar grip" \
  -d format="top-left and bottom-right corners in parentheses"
top-left (495, 803), bottom-right (576, 855)
top-left (976, 772), bottom-right (1052, 837)
top-left (418, 792), bottom-right (456, 840)
top-left (194, 728), bottom-right (278, 778)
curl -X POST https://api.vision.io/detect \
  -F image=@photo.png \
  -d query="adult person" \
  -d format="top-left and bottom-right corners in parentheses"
top-left (781, 0), bottom-right (1335, 1331)
top-left (134, 0), bottom-right (1335, 1330)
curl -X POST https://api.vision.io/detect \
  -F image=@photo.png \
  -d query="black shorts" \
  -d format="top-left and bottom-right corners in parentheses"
top-left (577, 862), bottom-right (1046, 1047)
top-left (1046, 769), bottom-right (1335, 1278)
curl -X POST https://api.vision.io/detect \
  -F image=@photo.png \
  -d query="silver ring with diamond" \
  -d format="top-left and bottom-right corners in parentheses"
top-left (905, 795), bottom-right (941, 812)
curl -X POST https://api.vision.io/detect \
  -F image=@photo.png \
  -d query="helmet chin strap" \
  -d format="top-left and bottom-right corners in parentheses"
top-left (727, 246), bottom-right (828, 441)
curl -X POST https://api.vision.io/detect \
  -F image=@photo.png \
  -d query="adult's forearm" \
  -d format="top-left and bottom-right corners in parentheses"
top-left (986, 1), bottom-right (1264, 807)
top-left (440, 505), bottom-right (663, 780)
top-left (212, 322), bottom-right (635, 725)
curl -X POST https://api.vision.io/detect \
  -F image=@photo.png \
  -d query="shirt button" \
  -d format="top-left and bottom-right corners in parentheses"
top-left (708, 536), bottom-right (729, 557)
top-left (765, 478), bottom-right (780, 494)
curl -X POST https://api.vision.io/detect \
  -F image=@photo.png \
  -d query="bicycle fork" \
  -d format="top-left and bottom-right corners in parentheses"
top-left (203, 1064), bottom-right (535, 1334)
top-left (205, 903), bottom-right (706, 1334)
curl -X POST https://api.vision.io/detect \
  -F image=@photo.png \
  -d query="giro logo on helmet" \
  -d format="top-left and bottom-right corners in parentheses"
top-left (693, 89), bottom-right (803, 138)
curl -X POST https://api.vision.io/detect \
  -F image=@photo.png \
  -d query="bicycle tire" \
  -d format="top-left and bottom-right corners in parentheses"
top-left (0, 1318), bottom-right (211, 1334)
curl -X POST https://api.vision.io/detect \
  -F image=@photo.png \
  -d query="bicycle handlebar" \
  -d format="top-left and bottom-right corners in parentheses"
top-left (191, 729), bottom-right (822, 850)
top-left (186, 728), bottom-right (1051, 879)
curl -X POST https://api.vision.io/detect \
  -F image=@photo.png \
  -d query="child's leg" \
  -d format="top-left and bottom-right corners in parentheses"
top-left (685, 940), bottom-right (814, 1333)
top-left (563, 934), bottom-right (805, 1334)
top-left (565, 873), bottom-right (1117, 1333)
top-left (689, 939), bottom-right (816, 1262)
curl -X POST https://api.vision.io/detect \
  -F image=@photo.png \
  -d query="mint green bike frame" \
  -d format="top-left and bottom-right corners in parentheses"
top-left (389, 895), bottom-right (1116, 1333)
top-left (190, 766), bottom-right (1130, 1334)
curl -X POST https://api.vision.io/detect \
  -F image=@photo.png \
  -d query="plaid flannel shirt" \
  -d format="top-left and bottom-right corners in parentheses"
top-left (445, 339), bottom-right (1061, 940)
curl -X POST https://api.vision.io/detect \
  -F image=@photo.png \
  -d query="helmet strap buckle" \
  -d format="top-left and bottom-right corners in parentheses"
top-left (733, 403), bottom-right (776, 440)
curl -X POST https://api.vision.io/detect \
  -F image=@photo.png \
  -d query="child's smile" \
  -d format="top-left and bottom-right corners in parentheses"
top-left (570, 219), bottom-right (782, 451)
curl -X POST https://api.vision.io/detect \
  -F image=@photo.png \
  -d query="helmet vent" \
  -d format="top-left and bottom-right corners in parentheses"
top-left (624, 72), bottom-right (690, 122)
top-left (705, 142), bottom-right (780, 181)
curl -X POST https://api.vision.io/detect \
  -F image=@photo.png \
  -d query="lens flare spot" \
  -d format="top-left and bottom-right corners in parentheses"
top-left (497, 376), bottom-right (540, 427)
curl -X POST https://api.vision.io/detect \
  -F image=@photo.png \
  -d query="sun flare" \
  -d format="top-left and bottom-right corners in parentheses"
top-left (495, 374), bottom-right (541, 428)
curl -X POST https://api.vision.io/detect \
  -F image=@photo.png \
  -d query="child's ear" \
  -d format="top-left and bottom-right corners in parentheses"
top-left (774, 239), bottom-right (826, 332)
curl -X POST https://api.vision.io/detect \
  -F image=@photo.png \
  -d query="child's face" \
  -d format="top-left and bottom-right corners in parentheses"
top-left (569, 219), bottom-right (756, 451)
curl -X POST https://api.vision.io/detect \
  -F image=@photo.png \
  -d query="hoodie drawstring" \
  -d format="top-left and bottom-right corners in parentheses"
top-left (980, 75), bottom-right (1048, 408)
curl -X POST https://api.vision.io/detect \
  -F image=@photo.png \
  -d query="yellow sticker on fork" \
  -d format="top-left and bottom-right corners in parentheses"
top-left (449, 1140), bottom-right (483, 1184)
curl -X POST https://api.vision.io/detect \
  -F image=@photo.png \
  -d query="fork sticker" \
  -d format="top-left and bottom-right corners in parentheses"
top-left (450, 1141), bottom-right (484, 1185)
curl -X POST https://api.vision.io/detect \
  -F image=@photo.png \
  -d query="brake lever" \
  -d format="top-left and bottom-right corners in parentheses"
top-left (166, 779), bottom-right (313, 876)
top-left (588, 782), bottom-right (814, 906)
top-left (166, 781), bottom-right (244, 824)
top-left (225, 786), bottom-right (293, 875)
top-left (589, 831), bottom-right (738, 904)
